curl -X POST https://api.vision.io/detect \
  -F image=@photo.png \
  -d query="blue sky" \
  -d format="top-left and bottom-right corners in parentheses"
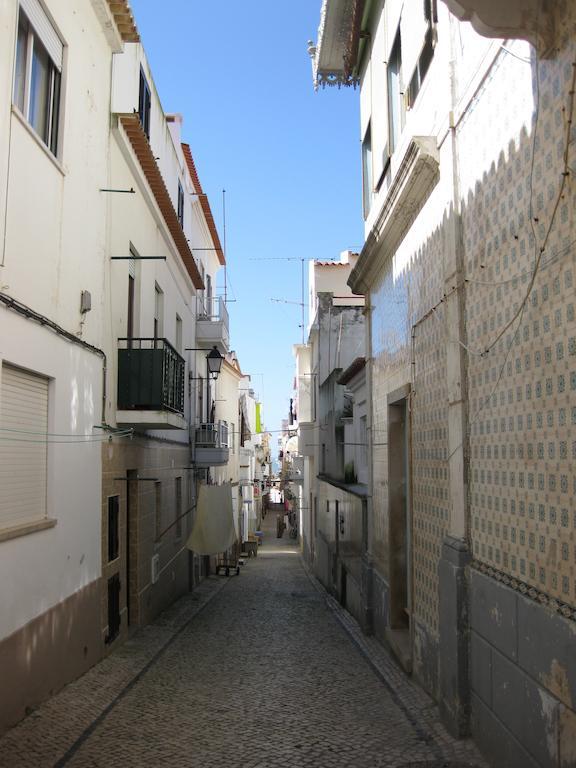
top-left (130, 0), bottom-right (364, 448)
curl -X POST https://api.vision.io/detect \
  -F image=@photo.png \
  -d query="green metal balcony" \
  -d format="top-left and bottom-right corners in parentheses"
top-left (116, 338), bottom-right (186, 430)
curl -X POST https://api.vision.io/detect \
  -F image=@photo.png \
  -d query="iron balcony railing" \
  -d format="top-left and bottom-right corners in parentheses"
top-left (197, 295), bottom-right (229, 327)
top-left (117, 337), bottom-right (185, 415)
top-left (195, 421), bottom-right (229, 448)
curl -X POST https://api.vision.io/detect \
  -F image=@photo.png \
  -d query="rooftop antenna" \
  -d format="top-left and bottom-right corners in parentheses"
top-left (223, 189), bottom-right (227, 304)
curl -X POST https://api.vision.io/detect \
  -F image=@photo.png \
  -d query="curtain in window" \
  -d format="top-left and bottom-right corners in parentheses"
top-left (30, 39), bottom-right (51, 143)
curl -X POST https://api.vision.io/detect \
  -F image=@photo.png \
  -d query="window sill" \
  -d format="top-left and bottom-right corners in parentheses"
top-left (0, 517), bottom-right (57, 543)
top-left (11, 105), bottom-right (65, 177)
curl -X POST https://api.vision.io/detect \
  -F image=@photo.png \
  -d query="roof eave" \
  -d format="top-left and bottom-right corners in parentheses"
top-left (181, 143), bottom-right (226, 266)
top-left (118, 114), bottom-right (204, 290)
top-left (311, 0), bottom-right (370, 90)
top-left (106, 0), bottom-right (140, 43)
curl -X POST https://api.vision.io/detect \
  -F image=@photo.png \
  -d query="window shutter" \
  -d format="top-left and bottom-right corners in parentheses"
top-left (400, 0), bottom-right (429, 88)
top-left (0, 364), bottom-right (48, 529)
top-left (19, 0), bottom-right (63, 70)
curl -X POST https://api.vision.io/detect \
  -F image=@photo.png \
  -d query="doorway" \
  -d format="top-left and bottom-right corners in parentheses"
top-left (126, 469), bottom-right (138, 628)
top-left (387, 386), bottom-right (412, 670)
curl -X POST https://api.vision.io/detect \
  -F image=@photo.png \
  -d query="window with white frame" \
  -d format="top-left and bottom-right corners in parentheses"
top-left (13, 0), bottom-right (63, 157)
top-left (0, 363), bottom-right (49, 530)
top-left (387, 30), bottom-right (403, 156)
top-left (404, 0), bottom-right (437, 110)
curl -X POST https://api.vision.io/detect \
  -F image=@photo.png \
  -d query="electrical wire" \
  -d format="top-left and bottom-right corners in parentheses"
top-left (0, 426), bottom-right (133, 437)
top-left (445, 47), bottom-right (576, 463)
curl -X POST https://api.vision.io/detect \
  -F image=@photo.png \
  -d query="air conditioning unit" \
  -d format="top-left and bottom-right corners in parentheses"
top-left (151, 554), bottom-right (160, 584)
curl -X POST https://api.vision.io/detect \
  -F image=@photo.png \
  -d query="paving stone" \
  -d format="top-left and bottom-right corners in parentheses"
top-left (0, 513), bottom-right (487, 768)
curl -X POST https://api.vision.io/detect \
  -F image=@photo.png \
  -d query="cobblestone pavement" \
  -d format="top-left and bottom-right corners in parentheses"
top-left (0, 509), bottom-right (488, 768)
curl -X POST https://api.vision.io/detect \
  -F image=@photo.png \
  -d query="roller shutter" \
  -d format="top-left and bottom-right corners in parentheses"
top-left (0, 364), bottom-right (48, 529)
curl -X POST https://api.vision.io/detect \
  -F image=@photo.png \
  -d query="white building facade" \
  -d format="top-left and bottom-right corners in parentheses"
top-left (0, 0), bottom-right (230, 733)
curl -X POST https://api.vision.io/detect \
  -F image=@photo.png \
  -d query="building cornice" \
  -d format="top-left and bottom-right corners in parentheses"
top-left (441, 0), bottom-right (555, 57)
top-left (348, 137), bottom-right (440, 295)
top-left (118, 114), bottom-right (204, 290)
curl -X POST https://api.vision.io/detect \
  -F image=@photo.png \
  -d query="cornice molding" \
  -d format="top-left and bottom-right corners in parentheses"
top-left (441, 0), bottom-right (555, 57)
top-left (348, 136), bottom-right (440, 295)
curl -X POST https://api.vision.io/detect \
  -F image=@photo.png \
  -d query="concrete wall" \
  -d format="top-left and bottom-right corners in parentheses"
top-left (470, 568), bottom-right (576, 768)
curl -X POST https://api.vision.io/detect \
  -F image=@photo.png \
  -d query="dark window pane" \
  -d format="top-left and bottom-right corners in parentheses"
top-left (49, 68), bottom-right (60, 155)
top-left (30, 38), bottom-right (51, 142)
top-left (139, 69), bottom-right (151, 139)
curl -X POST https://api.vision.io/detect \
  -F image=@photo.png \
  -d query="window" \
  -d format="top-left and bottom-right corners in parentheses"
top-left (177, 181), bottom-right (184, 228)
top-left (387, 31), bottom-right (403, 156)
top-left (175, 477), bottom-right (182, 539)
top-left (175, 314), bottom-right (182, 354)
top-left (197, 374), bottom-right (204, 423)
top-left (0, 363), bottom-right (49, 530)
top-left (127, 274), bottom-right (135, 341)
top-left (405, 1), bottom-right (437, 109)
top-left (362, 123), bottom-right (372, 218)
top-left (154, 283), bottom-right (163, 341)
top-left (138, 68), bottom-right (151, 140)
top-left (206, 274), bottom-right (213, 316)
top-left (155, 481), bottom-right (162, 540)
top-left (13, 4), bottom-right (63, 156)
top-left (108, 496), bottom-right (119, 562)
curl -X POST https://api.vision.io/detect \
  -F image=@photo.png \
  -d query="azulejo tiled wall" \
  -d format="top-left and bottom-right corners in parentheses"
top-left (370, 179), bottom-right (449, 638)
top-left (459, 24), bottom-right (576, 610)
top-left (412, 307), bottom-right (450, 636)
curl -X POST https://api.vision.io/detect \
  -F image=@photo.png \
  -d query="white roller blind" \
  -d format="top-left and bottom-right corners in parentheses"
top-left (19, 0), bottom-right (63, 70)
top-left (400, 0), bottom-right (429, 85)
top-left (0, 364), bottom-right (48, 529)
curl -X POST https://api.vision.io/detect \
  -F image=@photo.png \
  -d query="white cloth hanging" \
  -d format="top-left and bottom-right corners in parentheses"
top-left (186, 483), bottom-right (236, 555)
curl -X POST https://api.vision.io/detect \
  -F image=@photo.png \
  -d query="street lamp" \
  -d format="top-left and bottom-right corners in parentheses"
top-left (185, 345), bottom-right (224, 423)
top-left (206, 345), bottom-right (224, 378)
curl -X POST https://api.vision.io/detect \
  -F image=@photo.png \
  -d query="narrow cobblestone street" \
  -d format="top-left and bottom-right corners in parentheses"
top-left (0, 509), bottom-right (486, 768)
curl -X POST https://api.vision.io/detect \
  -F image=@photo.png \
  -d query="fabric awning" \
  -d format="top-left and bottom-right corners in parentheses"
top-left (186, 483), bottom-right (236, 555)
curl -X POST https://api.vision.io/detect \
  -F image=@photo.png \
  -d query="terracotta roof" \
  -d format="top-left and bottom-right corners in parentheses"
top-left (181, 144), bottom-right (226, 266)
top-left (337, 356), bottom-right (366, 385)
top-left (106, 1), bottom-right (139, 42)
top-left (118, 114), bottom-right (204, 290)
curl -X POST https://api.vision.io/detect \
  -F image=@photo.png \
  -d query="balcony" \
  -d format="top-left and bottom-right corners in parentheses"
top-left (194, 422), bottom-right (230, 467)
top-left (116, 338), bottom-right (186, 430)
top-left (441, 0), bottom-right (554, 55)
top-left (196, 296), bottom-right (229, 354)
